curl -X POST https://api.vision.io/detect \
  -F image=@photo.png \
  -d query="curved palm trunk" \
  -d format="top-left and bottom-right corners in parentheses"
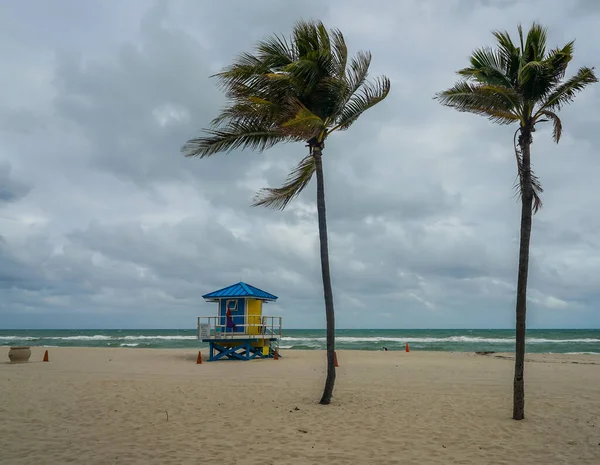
top-left (513, 128), bottom-right (533, 420)
top-left (313, 147), bottom-right (336, 405)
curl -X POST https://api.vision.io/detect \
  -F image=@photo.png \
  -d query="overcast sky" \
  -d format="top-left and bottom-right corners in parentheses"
top-left (1, 0), bottom-right (599, 330)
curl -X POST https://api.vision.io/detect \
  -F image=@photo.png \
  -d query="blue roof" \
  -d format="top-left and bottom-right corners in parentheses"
top-left (202, 282), bottom-right (278, 301)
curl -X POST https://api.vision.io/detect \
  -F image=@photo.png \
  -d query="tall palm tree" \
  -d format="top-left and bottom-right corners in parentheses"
top-left (436, 23), bottom-right (596, 420)
top-left (182, 20), bottom-right (390, 404)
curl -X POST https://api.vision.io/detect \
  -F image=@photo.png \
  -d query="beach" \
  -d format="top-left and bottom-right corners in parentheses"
top-left (1, 348), bottom-right (599, 464)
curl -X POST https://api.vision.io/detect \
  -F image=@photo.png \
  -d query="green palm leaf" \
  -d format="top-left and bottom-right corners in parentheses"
top-left (535, 110), bottom-right (562, 143)
top-left (329, 28), bottom-right (348, 78)
top-left (435, 82), bottom-right (521, 124)
top-left (491, 29), bottom-right (520, 84)
top-left (458, 47), bottom-right (513, 87)
top-left (334, 76), bottom-right (391, 131)
top-left (256, 34), bottom-right (296, 69)
top-left (539, 66), bottom-right (598, 111)
top-left (281, 104), bottom-right (325, 139)
top-left (252, 154), bottom-right (316, 209)
top-left (182, 122), bottom-right (294, 157)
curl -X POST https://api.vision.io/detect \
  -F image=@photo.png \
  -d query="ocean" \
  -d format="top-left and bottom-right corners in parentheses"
top-left (0, 329), bottom-right (598, 354)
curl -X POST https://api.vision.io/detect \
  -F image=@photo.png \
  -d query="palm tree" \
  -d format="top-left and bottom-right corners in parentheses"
top-left (436, 23), bottom-right (597, 420)
top-left (182, 20), bottom-right (390, 404)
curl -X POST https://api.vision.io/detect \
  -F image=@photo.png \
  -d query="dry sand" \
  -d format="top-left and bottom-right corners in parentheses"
top-left (1, 347), bottom-right (599, 465)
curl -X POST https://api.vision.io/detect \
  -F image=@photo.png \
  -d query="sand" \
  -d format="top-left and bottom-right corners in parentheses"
top-left (1, 348), bottom-right (599, 465)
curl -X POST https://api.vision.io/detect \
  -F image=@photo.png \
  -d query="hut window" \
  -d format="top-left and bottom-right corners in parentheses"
top-left (226, 300), bottom-right (237, 311)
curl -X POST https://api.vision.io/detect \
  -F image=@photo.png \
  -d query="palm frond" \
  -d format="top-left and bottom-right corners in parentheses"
top-left (182, 121), bottom-right (294, 157)
top-left (256, 34), bottom-right (296, 70)
top-left (491, 29), bottom-right (521, 84)
top-left (252, 154), bottom-right (316, 209)
top-left (435, 82), bottom-right (521, 124)
top-left (329, 50), bottom-right (372, 120)
top-left (515, 24), bottom-right (553, 103)
top-left (492, 29), bottom-right (517, 56)
top-left (283, 58), bottom-right (323, 92)
top-left (213, 53), bottom-right (267, 90)
top-left (518, 24), bottom-right (526, 56)
top-left (345, 51), bottom-right (372, 97)
top-left (522, 22), bottom-right (547, 63)
top-left (518, 43), bottom-right (575, 102)
top-left (293, 20), bottom-right (321, 53)
top-left (210, 97), bottom-right (282, 128)
top-left (329, 28), bottom-right (348, 79)
top-left (543, 41), bottom-right (574, 85)
top-left (513, 128), bottom-right (543, 213)
top-left (538, 66), bottom-right (598, 111)
top-left (333, 75), bottom-right (390, 131)
top-left (517, 60), bottom-right (546, 84)
top-left (281, 103), bottom-right (325, 139)
top-left (316, 21), bottom-right (331, 57)
top-left (311, 76), bottom-right (349, 119)
top-left (458, 47), bottom-right (513, 87)
top-left (535, 110), bottom-right (562, 143)
top-left (292, 20), bottom-right (333, 77)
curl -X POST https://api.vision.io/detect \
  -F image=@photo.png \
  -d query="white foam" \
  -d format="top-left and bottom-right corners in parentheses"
top-left (46, 335), bottom-right (113, 341)
top-left (122, 335), bottom-right (197, 341)
top-left (529, 338), bottom-right (600, 343)
top-left (1, 334), bottom-right (198, 342)
top-left (120, 343), bottom-right (140, 347)
top-left (280, 336), bottom-right (600, 344)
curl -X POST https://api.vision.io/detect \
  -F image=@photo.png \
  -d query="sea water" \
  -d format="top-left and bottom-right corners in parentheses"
top-left (0, 329), bottom-right (598, 353)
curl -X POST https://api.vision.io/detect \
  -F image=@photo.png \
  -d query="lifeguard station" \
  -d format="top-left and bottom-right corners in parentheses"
top-left (197, 282), bottom-right (282, 361)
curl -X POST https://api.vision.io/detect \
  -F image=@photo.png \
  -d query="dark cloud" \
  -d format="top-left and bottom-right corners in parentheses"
top-left (0, 163), bottom-right (30, 203)
top-left (1, 0), bottom-right (599, 329)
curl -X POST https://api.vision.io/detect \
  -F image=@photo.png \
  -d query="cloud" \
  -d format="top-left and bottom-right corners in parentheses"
top-left (0, 163), bottom-right (31, 203)
top-left (1, 0), bottom-right (599, 329)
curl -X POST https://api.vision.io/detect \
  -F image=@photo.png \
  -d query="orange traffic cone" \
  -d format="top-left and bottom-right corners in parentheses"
top-left (274, 349), bottom-right (279, 360)
top-left (43, 350), bottom-right (49, 362)
top-left (405, 343), bottom-right (410, 353)
top-left (334, 351), bottom-right (339, 367)
top-left (196, 351), bottom-right (202, 364)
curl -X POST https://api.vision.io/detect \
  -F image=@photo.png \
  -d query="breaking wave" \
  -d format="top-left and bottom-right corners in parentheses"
top-left (1, 330), bottom-right (598, 353)
top-left (281, 336), bottom-right (600, 344)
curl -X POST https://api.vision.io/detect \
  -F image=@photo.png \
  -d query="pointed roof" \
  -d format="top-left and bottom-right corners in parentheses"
top-left (202, 282), bottom-right (278, 301)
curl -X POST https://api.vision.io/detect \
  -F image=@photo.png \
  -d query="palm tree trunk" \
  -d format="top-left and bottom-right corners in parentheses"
top-left (513, 128), bottom-right (534, 421)
top-left (313, 147), bottom-right (336, 405)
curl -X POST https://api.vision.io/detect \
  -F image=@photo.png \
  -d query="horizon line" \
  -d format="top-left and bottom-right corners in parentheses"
top-left (1, 327), bottom-right (598, 331)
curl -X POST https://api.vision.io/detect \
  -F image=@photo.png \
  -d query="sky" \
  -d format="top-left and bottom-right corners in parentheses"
top-left (1, 0), bottom-right (599, 330)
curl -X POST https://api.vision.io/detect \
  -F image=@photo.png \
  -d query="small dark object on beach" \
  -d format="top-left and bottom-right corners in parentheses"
top-left (383, 347), bottom-right (388, 351)
top-left (475, 351), bottom-right (496, 356)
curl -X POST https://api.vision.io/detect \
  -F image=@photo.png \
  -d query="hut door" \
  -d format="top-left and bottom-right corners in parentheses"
top-left (225, 299), bottom-right (244, 333)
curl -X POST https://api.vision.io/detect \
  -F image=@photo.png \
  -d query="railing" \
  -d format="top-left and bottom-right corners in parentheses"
top-left (197, 316), bottom-right (282, 340)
